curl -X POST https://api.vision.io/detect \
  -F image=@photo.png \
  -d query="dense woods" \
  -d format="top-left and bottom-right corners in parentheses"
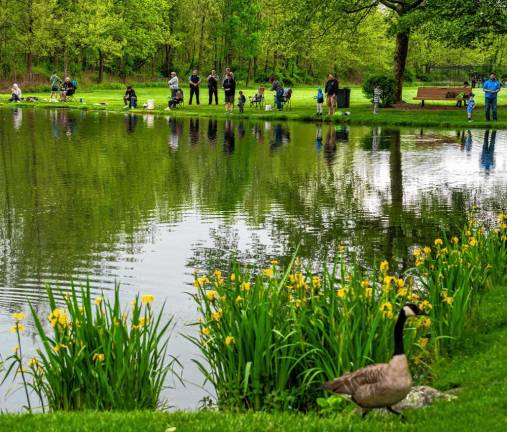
top-left (1, 0), bottom-right (507, 95)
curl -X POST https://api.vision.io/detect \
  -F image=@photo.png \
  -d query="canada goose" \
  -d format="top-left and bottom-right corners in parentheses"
top-left (321, 303), bottom-right (425, 417)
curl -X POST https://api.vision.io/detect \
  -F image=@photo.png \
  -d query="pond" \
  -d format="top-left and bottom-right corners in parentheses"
top-left (0, 108), bottom-right (506, 410)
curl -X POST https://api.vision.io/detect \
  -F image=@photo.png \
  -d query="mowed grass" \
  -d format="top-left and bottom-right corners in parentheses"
top-left (1, 284), bottom-right (506, 431)
top-left (2, 85), bottom-right (507, 129)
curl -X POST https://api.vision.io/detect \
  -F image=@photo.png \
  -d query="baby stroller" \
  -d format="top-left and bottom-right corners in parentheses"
top-left (249, 87), bottom-right (265, 108)
top-left (280, 88), bottom-right (292, 109)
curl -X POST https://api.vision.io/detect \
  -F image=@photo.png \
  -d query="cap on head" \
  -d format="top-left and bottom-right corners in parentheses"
top-left (403, 303), bottom-right (425, 317)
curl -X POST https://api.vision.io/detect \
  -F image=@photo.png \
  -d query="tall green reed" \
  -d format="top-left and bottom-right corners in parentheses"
top-left (189, 220), bottom-right (507, 411)
top-left (188, 256), bottom-right (429, 411)
top-left (2, 283), bottom-right (178, 411)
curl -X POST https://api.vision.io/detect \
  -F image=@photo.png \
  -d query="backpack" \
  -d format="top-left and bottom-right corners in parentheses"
top-left (71, 79), bottom-right (78, 89)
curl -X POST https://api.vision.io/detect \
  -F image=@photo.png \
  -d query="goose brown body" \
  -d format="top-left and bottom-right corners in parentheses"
top-left (320, 304), bottom-right (424, 415)
top-left (322, 354), bottom-right (412, 408)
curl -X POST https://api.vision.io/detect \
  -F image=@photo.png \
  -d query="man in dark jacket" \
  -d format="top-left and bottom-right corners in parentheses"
top-left (223, 72), bottom-right (236, 112)
top-left (325, 73), bottom-right (339, 115)
top-left (189, 69), bottom-right (201, 105)
top-left (208, 70), bottom-right (219, 105)
top-left (270, 76), bottom-right (284, 111)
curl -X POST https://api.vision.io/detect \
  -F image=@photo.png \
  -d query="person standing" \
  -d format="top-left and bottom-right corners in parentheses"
top-left (467, 92), bottom-right (476, 122)
top-left (168, 72), bottom-right (179, 98)
top-left (49, 72), bottom-right (62, 102)
top-left (373, 85), bottom-right (382, 114)
top-left (207, 70), bottom-right (219, 105)
top-left (223, 72), bottom-right (236, 113)
top-left (483, 72), bottom-right (501, 121)
top-left (188, 69), bottom-right (201, 105)
top-left (269, 76), bottom-right (284, 111)
top-left (222, 67), bottom-right (234, 86)
top-left (325, 73), bottom-right (339, 116)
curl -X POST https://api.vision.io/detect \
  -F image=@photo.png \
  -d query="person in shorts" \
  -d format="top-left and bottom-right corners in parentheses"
top-left (223, 72), bottom-right (236, 113)
top-left (49, 72), bottom-right (62, 102)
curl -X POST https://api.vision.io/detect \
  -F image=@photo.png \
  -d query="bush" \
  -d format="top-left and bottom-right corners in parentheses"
top-left (188, 257), bottom-right (429, 411)
top-left (3, 284), bottom-right (178, 412)
top-left (362, 74), bottom-right (396, 107)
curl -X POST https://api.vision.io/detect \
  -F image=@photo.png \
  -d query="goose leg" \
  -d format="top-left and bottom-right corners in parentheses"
top-left (387, 407), bottom-right (401, 416)
top-left (387, 407), bottom-right (406, 421)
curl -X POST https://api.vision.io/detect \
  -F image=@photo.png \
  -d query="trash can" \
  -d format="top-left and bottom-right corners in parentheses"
top-left (337, 88), bottom-right (351, 108)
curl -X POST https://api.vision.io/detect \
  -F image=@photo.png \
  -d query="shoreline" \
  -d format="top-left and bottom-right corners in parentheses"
top-left (2, 99), bottom-right (507, 130)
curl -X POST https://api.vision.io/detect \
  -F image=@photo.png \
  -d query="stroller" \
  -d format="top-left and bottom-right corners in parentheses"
top-left (249, 87), bottom-right (265, 108)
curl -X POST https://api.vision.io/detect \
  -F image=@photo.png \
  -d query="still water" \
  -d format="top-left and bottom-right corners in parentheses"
top-left (0, 108), bottom-right (506, 410)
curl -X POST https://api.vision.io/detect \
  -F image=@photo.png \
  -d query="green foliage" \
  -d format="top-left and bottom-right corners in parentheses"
top-left (2, 284), bottom-right (178, 411)
top-left (362, 75), bottom-right (396, 107)
top-left (188, 255), bottom-right (430, 411)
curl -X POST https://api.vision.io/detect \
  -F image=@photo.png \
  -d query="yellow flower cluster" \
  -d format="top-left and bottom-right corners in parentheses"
top-left (225, 336), bottom-right (235, 346)
top-left (92, 353), bottom-right (105, 363)
top-left (262, 268), bottom-right (274, 279)
top-left (312, 275), bottom-right (321, 288)
top-left (12, 312), bottom-right (25, 321)
top-left (48, 308), bottom-right (69, 329)
top-left (193, 275), bottom-right (210, 288)
top-left (289, 272), bottom-right (306, 290)
top-left (201, 327), bottom-right (211, 337)
top-left (53, 343), bottom-right (68, 353)
top-left (206, 290), bottom-right (218, 301)
top-left (441, 291), bottom-right (454, 305)
top-left (141, 294), bottom-right (155, 305)
top-left (380, 302), bottom-right (393, 320)
top-left (434, 238), bottom-right (443, 247)
top-left (241, 281), bottom-right (251, 291)
top-left (336, 288), bottom-right (348, 299)
top-left (132, 316), bottom-right (149, 330)
top-left (212, 309), bottom-right (223, 321)
top-left (419, 300), bottom-right (433, 311)
top-left (379, 260), bottom-right (389, 274)
top-left (10, 323), bottom-right (25, 333)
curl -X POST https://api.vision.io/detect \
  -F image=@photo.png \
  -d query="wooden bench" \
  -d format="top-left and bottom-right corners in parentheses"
top-left (413, 87), bottom-right (472, 107)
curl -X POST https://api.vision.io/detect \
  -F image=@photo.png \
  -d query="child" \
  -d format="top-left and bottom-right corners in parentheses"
top-left (373, 85), bottom-right (382, 114)
top-left (238, 91), bottom-right (246, 113)
top-left (467, 92), bottom-right (476, 122)
top-left (315, 87), bottom-right (324, 115)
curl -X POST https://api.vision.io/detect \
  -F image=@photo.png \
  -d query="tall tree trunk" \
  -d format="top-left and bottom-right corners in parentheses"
top-left (196, 14), bottom-right (206, 71)
top-left (272, 50), bottom-right (278, 73)
top-left (263, 51), bottom-right (269, 74)
top-left (26, 51), bottom-right (33, 81)
top-left (165, 44), bottom-right (173, 75)
top-left (246, 58), bottom-right (252, 87)
top-left (393, 30), bottom-right (409, 103)
top-left (98, 50), bottom-right (104, 83)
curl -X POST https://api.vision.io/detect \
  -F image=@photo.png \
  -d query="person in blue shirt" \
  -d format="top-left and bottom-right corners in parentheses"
top-left (483, 72), bottom-right (501, 121)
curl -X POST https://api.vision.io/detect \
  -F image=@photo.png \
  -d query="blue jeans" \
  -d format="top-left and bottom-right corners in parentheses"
top-left (485, 97), bottom-right (497, 121)
top-left (275, 89), bottom-right (283, 110)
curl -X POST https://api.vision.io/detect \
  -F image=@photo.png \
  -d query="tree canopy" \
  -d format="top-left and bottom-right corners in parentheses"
top-left (0, 0), bottom-right (506, 91)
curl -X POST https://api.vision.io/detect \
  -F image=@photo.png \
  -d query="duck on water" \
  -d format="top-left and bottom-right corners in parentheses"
top-left (321, 303), bottom-right (426, 417)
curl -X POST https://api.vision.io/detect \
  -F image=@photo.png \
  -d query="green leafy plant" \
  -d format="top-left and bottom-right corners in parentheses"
top-left (2, 284), bottom-right (179, 412)
top-left (362, 74), bottom-right (396, 107)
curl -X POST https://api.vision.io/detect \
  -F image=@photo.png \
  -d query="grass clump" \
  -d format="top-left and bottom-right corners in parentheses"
top-left (189, 219), bottom-right (507, 411)
top-left (3, 284), bottom-right (178, 411)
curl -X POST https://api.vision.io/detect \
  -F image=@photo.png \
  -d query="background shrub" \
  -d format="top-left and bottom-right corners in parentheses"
top-left (362, 74), bottom-right (396, 107)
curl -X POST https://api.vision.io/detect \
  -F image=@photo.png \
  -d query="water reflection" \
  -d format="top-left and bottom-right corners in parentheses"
top-left (2, 110), bottom-right (507, 409)
top-left (207, 119), bottom-right (218, 144)
top-left (223, 119), bottom-right (235, 154)
top-left (125, 113), bottom-right (139, 134)
top-left (12, 108), bottom-right (22, 130)
top-left (481, 130), bottom-right (496, 172)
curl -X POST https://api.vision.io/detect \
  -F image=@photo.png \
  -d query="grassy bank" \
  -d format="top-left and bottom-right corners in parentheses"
top-left (1, 284), bottom-right (506, 431)
top-left (2, 86), bottom-right (507, 129)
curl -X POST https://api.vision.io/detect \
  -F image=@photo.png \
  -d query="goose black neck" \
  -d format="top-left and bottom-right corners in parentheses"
top-left (393, 309), bottom-right (407, 356)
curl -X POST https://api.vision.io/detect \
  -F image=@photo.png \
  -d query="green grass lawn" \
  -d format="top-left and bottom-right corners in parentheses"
top-left (2, 85), bottom-right (507, 129)
top-left (2, 284), bottom-right (506, 431)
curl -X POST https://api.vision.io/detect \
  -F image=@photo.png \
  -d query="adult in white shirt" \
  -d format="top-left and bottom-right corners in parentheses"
top-left (9, 83), bottom-right (22, 102)
top-left (168, 72), bottom-right (179, 98)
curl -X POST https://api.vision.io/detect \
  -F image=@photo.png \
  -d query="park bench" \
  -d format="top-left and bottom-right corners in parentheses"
top-left (413, 87), bottom-right (471, 107)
